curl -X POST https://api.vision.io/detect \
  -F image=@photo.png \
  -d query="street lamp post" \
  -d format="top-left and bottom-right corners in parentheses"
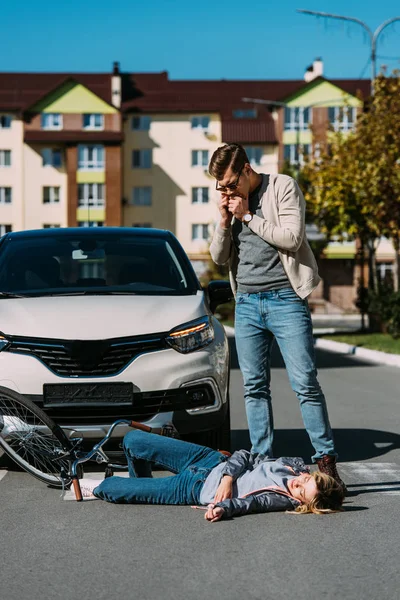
top-left (297, 9), bottom-right (400, 94)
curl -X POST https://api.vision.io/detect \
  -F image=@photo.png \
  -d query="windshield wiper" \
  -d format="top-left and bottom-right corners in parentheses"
top-left (0, 292), bottom-right (26, 298)
top-left (31, 290), bottom-right (138, 297)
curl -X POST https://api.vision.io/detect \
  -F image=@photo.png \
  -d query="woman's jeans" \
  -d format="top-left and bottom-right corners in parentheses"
top-left (93, 430), bottom-right (226, 504)
top-left (235, 288), bottom-right (336, 462)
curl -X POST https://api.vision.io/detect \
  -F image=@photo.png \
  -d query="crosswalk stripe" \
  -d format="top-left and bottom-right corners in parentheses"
top-left (0, 471), bottom-right (7, 482)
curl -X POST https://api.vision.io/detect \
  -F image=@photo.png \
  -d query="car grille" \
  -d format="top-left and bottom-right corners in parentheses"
top-left (5, 333), bottom-right (169, 376)
top-left (24, 385), bottom-right (215, 425)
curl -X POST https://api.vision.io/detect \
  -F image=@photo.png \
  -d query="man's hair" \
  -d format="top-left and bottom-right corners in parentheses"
top-left (208, 143), bottom-right (249, 180)
top-left (292, 472), bottom-right (345, 515)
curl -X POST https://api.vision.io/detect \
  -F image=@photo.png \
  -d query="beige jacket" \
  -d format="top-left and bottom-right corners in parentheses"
top-left (209, 173), bottom-right (320, 299)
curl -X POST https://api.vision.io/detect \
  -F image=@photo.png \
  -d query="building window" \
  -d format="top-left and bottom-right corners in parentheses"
top-left (0, 115), bottom-right (12, 129)
top-left (41, 113), bottom-right (63, 130)
top-left (245, 146), bottom-right (263, 166)
top-left (78, 145), bottom-right (104, 170)
top-left (132, 149), bottom-right (152, 169)
top-left (78, 183), bottom-right (105, 207)
top-left (191, 116), bottom-right (210, 130)
top-left (131, 187), bottom-right (152, 206)
top-left (192, 187), bottom-right (209, 204)
top-left (284, 107), bottom-right (311, 131)
top-left (0, 150), bottom-right (11, 167)
top-left (232, 109), bottom-right (257, 119)
top-left (131, 116), bottom-right (151, 131)
top-left (0, 224), bottom-right (12, 236)
top-left (328, 106), bottom-right (357, 132)
top-left (43, 224), bottom-right (61, 228)
top-left (41, 148), bottom-right (62, 168)
top-left (0, 187), bottom-right (12, 204)
top-left (132, 223), bottom-right (152, 228)
top-left (43, 186), bottom-right (60, 204)
top-left (283, 144), bottom-right (310, 166)
top-left (192, 150), bottom-right (209, 167)
top-left (78, 221), bottom-right (104, 227)
top-left (192, 223), bottom-right (209, 241)
top-left (83, 114), bottom-right (104, 130)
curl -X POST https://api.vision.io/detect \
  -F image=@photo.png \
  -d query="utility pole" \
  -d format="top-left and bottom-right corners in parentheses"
top-left (297, 10), bottom-right (400, 94)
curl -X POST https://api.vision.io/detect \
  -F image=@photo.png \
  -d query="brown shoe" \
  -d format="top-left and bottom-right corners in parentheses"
top-left (316, 455), bottom-right (347, 494)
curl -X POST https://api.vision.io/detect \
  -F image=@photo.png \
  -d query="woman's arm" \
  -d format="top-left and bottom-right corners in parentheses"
top-left (219, 449), bottom-right (254, 480)
top-left (213, 492), bottom-right (295, 520)
top-left (247, 176), bottom-right (305, 252)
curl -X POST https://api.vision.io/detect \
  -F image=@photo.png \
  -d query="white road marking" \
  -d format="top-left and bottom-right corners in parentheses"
top-left (1, 463), bottom-right (399, 496)
top-left (338, 462), bottom-right (400, 495)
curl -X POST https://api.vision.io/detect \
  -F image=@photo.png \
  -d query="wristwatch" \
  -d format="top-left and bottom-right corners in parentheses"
top-left (242, 212), bottom-right (253, 224)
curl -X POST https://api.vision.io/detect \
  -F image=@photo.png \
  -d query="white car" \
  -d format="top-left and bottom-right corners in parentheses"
top-left (0, 228), bottom-right (232, 450)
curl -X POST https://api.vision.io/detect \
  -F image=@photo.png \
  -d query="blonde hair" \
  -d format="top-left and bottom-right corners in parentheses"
top-left (291, 471), bottom-right (345, 515)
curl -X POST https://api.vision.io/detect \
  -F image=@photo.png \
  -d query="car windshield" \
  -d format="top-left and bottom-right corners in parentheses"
top-left (0, 232), bottom-right (199, 296)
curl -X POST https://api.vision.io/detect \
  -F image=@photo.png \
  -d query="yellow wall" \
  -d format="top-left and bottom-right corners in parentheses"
top-left (286, 80), bottom-right (362, 108)
top-left (76, 171), bottom-right (105, 184)
top-left (283, 131), bottom-right (312, 145)
top-left (32, 82), bottom-right (117, 114)
top-left (76, 207), bottom-right (105, 222)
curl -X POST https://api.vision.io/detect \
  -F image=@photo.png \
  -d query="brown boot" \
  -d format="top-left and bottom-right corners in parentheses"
top-left (316, 455), bottom-right (347, 494)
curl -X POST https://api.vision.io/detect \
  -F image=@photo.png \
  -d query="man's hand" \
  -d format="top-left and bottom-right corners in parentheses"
top-left (218, 194), bottom-right (233, 228)
top-left (213, 475), bottom-right (233, 503)
top-left (204, 504), bottom-right (225, 522)
top-left (228, 195), bottom-right (249, 221)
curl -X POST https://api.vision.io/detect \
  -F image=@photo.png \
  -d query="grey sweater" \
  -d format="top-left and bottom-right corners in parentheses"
top-left (232, 174), bottom-right (290, 292)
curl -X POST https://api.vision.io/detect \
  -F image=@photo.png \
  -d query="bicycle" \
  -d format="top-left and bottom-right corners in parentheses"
top-left (0, 385), bottom-right (182, 501)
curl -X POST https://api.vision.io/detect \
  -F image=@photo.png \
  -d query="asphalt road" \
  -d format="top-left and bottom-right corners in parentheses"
top-left (1, 335), bottom-right (400, 600)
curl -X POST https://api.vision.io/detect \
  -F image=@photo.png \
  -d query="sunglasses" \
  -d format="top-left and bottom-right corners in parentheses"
top-left (216, 167), bottom-right (244, 192)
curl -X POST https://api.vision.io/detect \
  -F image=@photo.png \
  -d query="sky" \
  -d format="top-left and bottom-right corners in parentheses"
top-left (2, 0), bottom-right (400, 81)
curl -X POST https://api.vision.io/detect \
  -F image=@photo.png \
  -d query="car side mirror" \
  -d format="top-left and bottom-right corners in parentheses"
top-left (207, 280), bottom-right (234, 314)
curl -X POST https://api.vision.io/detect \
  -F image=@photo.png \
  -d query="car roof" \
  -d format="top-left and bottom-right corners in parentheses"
top-left (3, 227), bottom-right (174, 240)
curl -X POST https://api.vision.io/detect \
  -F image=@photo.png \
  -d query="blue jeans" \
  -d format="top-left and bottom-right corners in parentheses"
top-left (235, 288), bottom-right (336, 461)
top-left (93, 430), bottom-right (225, 504)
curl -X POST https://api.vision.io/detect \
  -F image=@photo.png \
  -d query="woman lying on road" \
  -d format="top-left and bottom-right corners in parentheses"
top-left (72, 430), bottom-right (344, 520)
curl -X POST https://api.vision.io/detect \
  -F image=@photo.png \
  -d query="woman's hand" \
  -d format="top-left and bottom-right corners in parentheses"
top-left (213, 475), bottom-right (233, 503)
top-left (204, 504), bottom-right (225, 522)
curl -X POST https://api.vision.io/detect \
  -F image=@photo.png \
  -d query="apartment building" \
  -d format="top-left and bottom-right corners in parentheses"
top-left (0, 70), bottom-right (122, 232)
top-left (0, 61), bottom-right (386, 310)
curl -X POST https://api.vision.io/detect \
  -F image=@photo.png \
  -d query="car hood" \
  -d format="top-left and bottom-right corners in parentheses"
top-left (0, 293), bottom-right (208, 340)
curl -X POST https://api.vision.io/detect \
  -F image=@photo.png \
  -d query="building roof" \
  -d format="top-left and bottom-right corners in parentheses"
top-left (0, 73), bottom-right (113, 111)
top-left (0, 70), bottom-right (370, 145)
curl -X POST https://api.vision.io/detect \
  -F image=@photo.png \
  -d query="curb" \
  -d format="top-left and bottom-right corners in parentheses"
top-left (223, 325), bottom-right (400, 369)
top-left (313, 338), bottom-right (400, 368)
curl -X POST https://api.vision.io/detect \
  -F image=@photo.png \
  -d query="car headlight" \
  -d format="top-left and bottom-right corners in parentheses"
top-left (0, 333), bottom-right (10, 352)
top-left (166, 316), bottom-right (214, 354)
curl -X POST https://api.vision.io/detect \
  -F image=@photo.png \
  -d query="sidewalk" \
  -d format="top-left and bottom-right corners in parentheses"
top-left (223, 316), bottom-right (400, 369)
top-left (314, 337), bottom-right (400, 368)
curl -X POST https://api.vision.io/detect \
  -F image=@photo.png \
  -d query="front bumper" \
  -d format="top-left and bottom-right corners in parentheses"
top-left (0, 323), bottom-right (229, 439)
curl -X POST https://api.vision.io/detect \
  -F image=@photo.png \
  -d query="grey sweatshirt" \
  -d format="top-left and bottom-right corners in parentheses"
top-left (199, 452), bottom-right (308, 509)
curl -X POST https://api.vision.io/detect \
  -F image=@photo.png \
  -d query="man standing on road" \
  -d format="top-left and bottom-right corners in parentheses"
top-left (209, 143), bottom-right (345, 488)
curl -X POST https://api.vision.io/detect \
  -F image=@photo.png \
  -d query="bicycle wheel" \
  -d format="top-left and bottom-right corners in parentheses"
top-left (0, 386), bottom-right (73, 488)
